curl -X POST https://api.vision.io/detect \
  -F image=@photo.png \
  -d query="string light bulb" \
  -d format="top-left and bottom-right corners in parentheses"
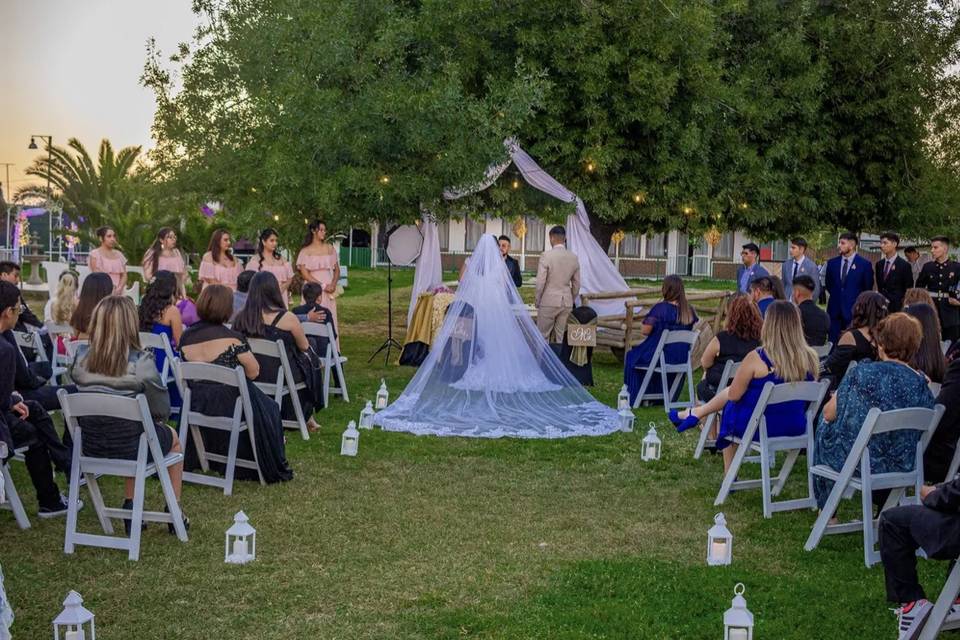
top-left (380, 175), bottom-right (390, 185)
top-left (682, 206), bottom-right (694, 216)
top-left (585, 162), bottom-right (595, 173)
top-left (273, 214), bottom-right (280, 222)
top-left (632, 191), bottom-right (646, 205)
top-left (512, 178), bottom-right (520, 190)
top-left (739, 201), bottom-right (749, 210)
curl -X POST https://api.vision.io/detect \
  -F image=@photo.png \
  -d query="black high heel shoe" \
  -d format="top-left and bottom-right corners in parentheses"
top-left (121, 498), bottom-right (147, 536)
top-left (165, 505), bottom-right (190, 535)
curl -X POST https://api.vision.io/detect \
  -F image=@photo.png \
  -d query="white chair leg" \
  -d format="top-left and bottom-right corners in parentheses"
top-left (223, 426), bottom-right (240, 497)
top-left (694, 415), bottom-right (714, 460)
top-left (84, 473), bottom-right (113, 534)
top-left (64, 436), bottom-right (84, 551)
top-left (715, 440), bottom-right (751, 506)
top-left (128, 471), bottom-right (146, 561)
top-left (760, 441), bottom-right (773, 519)
top-left (289, 386), bottom-right (309, 441)
top-left (155, 464), bottom-right (187, 542)
top-left (335, 357), bottom-right (349, 402)
top-left (861, 477), bottom-right (877, 568)
top-left (2, 463), bottom-right (30, 530)
top-left (771, 450), bottom-right (800, 497)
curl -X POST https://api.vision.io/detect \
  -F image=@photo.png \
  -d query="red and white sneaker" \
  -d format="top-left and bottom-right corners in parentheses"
top-left (897, 599), bottom-right (933, 640)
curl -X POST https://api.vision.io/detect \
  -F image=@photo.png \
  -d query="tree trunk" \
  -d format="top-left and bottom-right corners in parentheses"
top-left (584, 205), bottom-right (618, 253)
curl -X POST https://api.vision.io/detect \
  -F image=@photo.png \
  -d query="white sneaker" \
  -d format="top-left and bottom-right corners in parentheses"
top-left (896, 599), bottom-right (933, 640)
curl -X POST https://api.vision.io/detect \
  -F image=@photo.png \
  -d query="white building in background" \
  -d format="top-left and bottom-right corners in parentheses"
top-left (371, 217), bottom-right (798, 281)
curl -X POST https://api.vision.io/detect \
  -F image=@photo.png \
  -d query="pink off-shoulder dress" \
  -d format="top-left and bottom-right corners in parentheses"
top-left (247, 256), bottom-right (295, 306)
top-left (199, 256), bottom-right (243, 291)
top-left (89, 247), bottom-right (127, 292)
top-left (296, 250), bottom-right (339, 335)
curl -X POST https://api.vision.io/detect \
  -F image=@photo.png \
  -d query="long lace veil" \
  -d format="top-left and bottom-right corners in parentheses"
top-left (373, 234), bottom-right (620, 438)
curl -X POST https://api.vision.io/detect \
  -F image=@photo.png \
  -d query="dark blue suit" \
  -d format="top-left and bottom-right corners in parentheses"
top-left (825, 253), bottom-right (874, 343)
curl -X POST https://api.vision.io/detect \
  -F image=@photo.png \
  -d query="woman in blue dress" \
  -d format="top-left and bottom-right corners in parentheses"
top-left (138, 270), bottom-right (183, 408)
top-left (813, 312), bottom-right (935, 509)
top-left (624, 275), bottom-right (698, 405)
top-left (671, 301), bottom-right (820, 472)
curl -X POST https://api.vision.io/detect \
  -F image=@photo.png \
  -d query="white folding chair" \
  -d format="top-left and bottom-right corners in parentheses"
top-left (929, 381), bottom-right (942, 397)
top-left (140, 331), bottom-right (183, 417)
top-left (918, 553), bottom-right (960, 639)
top-left (45, 321), bottom-right (73, 382)
top-left (58, 389), bottom-right (188, 561)
top-left (76, 265), bottom-right (90, 289)
top-left (631, 329), bottom-right (699, 411)
top-left (942, 340), bottom-right (952, 356)
top-left (124, 280), bottom-right (141, 305)
top-left (302, 321), bottom-right (349, 404)
top-left (13, 329), bottom-right (47, 364)
top-left (804, 405), bottom-right (945, 567)
top-left (41, 260), bottom-right (68, 298)
top-left (1, 447), bottom-right (31, 529)
top-left (715, 379), bottom-right (830, 519)
top-left (944, 431), bottom-right (960, 482)
top-left (693, 359), bottom-right (741, 460)
top-left (176, 362), bottom-right (265, 495)
top-left (247, 338), bottom-right (310, 440)
top-left (64, 339), bottom-right (87, 365)
top-left (812, 341), bottom-right (833, 359)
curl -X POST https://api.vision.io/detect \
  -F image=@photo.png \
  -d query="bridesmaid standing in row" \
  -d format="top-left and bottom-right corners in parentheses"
top-left (296, 220), bottom-right (340, 337)
top-left (142, 227), bottom-right (190, 297)
top-left (199, 228), bottom-right (243, 291)
top-left (88, 225), bottom-right (128, 295)
top-left (246, 228), bottom-right (295, 306)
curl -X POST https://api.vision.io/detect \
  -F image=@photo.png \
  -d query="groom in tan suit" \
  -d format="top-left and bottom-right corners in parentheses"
top-left (535, 225), bottom-right (581, 344)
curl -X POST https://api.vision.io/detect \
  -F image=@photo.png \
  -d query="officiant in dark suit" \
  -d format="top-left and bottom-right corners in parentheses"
top-left (825, 232), bottom-right (875, 344)
top-left (498, 235), bottom-right (523, 288)
top-left (875, 232), bottom-right (912, 313)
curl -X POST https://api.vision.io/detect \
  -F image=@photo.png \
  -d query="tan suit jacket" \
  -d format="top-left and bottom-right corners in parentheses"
top-left (536, 245), bottom-right (581, 308)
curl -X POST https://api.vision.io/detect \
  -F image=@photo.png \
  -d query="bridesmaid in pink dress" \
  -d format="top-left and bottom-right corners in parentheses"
top-left (142, 227), bottom-right (190, 298)
top-left (246, 227), bottom-right (295, 307)
top-left (198, 228), bottom-right (243, 291)
top-left (296, 220), bottom-right (341, 337)
top-left (88, 225), bottom-right (128, 295)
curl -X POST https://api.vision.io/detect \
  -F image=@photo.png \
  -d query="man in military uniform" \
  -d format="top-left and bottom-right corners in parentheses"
top-left (916, 236), bottom-right (960, 342)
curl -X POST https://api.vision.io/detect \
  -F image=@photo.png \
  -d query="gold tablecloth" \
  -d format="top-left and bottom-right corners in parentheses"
top-left (404, 292), bottom-right (456, 347)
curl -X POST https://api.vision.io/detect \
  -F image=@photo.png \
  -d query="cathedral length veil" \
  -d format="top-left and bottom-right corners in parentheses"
top-left (373, 234), bottom-right (621, 438)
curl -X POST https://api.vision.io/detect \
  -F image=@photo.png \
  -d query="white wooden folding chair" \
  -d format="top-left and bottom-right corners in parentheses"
top-left (715, 379), bottom-right (830, 518)
top-left (302, 321), bottom-right (349, 404)
top-left (247, 338), bottom-right (310, 440)
top-left (918, 553), bottom-right (960, 639)
top-left (929, 381), bottom-right (942, 397)
top-left (13, 329), bottom-right (47, 364)
top-left (140, 331), bottom-right (183, 417)
top-left (176, 362), bottom-right (265, 495)
top-left (45, 321), bottom-right (73, 382)
top-left (124, 280), bottom-right (141, 305)
top-left (942, 340), bottom-right (952, 356)
top-left (812, 341), bottom-right (833, 359)
top-left (693, 359), bottom-right (740, 460)
top-left (64, 339), bottom-right (87, 364)
top-left (804, 405), bottom-right (945, 567)
top-left (631, 329), bottom-right (699, 411)
top-left (0, 447), bottom-right (30, 529)
top-left (58, 389), bottom-right (188, 561)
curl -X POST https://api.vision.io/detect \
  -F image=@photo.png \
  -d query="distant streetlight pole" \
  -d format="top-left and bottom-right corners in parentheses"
top-left (0, 163), bottom-right (12, 254)
top-left (27, 135), bottom-right (55, 258)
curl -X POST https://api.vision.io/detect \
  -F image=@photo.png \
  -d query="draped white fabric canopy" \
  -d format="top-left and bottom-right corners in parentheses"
top-left (409, 139), bottom-right (631, 321)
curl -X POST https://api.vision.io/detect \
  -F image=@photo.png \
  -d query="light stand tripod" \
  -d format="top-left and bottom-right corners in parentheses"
top-left (368, 258), bottom-right (402, 364)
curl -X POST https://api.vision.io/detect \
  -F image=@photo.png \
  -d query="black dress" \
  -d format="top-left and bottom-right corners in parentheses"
top-left (696, 331), bottom-right (761, 402)
top-left (180, 322), bottom-right (293, 483)
top-left (821, 328), bottom-right (877, 390)
top-left (253, 311), bottom-right (323, 419)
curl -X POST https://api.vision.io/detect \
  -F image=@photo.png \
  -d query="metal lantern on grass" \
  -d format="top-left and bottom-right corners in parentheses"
top-left (341, 421), bottom-right (359, 457)
top-left (225, 511), bottom-right (256, 565)
top-left (640, 423), bottom-right (661, 461)
top-left (617, 384), bottom-right (630, 410)
top-left (723, 583), bottom-right (754, 640)
top-left (618, 408), bottom-right (635, 433)
top-left (52, 591), bottom-right (95, 640)
top-left (375, 379), bottom-right (389, 409)
top-left (707, 512), bottom-right (733, 566)
top-left (359, 401), bottom-right (375, 429)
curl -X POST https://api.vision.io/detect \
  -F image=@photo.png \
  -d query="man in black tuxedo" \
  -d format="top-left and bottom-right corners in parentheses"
top-left (875, 232), bottom-right (913, 313)
top-left (498, 235), bottom-right (523, 288)
top-left (791, 275), bottom-right (829, 346)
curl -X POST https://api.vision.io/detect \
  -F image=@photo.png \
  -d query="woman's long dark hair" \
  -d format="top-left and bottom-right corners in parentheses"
top-left (849, 291), bottom-right (889, 334)
top-left (661, 274), bottom-right (694, 325)
top-left (301, 219), bottom-right (325, 249)
top-left (70, 272), bottom-right (114, 334)
top-left (256, 227), bottom-right (281, 269)
top-left (139, 270), bottom-right (177, 330)
top-left (904, 303), bottom-right (946, 383)
top-left (232, 271), bottom-right (286, 337)
top-left (145, 227), bottom-right (176, 276)
top-left (207, 228), bottom-right (234, 263)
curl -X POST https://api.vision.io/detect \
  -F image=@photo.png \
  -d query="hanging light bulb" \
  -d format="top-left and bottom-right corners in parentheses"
top-left (512, 178), bottom-right (520, 190)
top-left (380, 175), bottom-right (390, 185)
top-left (272, 214), bottom-right (280, 222)
top-left (739, 201), bottom-right (749, 210)
top-left (585, 161), bottom-right (595, 173)
top-left (632, 191), bottom-right (646, 204)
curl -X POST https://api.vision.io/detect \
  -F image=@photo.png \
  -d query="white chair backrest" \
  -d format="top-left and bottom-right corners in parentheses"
top-left (748, 379), bottom-right (829, 435)
top-left (943, 340), bottom-right (953, 356)
top-left (57, 390), bottom-right (166, 459)
top-left (44, 321), bottom-right (72, 337)
top-left (124, 281), bottom-right (141, 305)
top-left (863, 405), bottom-right (944, 450)
top-left (41, 260), bottom-right (68, 298)
top-left (812, 341), bottom-right (833, 358)
top-left (663, 329), bottom-right (699, 347)
top-left (178, 361), bottom-right (245, 388)
top-left (139, 331), bottom-right (176, 383)
top-left (65, 339), bottom-right (87, 361)
top-left (929, 381), bottom-right (942, 398)
top-left (301, 321), bottom-right (334, 339)
top-left (12, 330), bottom-right (46, 362)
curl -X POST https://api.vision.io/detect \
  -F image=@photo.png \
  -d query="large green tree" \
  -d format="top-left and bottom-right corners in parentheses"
top-left (144, 0), bottom-right (960, 247)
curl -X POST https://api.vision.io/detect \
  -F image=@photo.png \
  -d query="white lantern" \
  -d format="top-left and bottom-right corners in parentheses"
top-left (52, 590), bottom-right (95, 640)
top-left (707, 512), bottom-right (733, 566)
top-left (723, 583), bottom-right (754, 640)
top-left (341, 421), bottom-right (359, 457)
top-left (640, 423), bottom-right (661, 461)
top-left (618, 408), bottom-right (635, 433)
top-left (617, 384), bottom-right (630, 410)
top-left (375, 379), bottom-right (389, 409)
top-left (225, 511), bottom-right (256, 565)
top-left (359, 401), bottom-right (375, 429)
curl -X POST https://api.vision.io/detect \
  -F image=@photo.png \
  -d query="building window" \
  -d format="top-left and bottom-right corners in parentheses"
top-left (464, 217), bottom-right (485, 251)
top-left (525, 217), bottom-right (545, 252)
top-left (761, 240), bottom-right (789, 262)
top-left (437, 219), bottom-right (449, 252)
top-left (713, 232), bottom-right (735, 261)
top-left (646, 232), bottom-right (667, 258)
top-left (622, 233), bottom-right (641, 257)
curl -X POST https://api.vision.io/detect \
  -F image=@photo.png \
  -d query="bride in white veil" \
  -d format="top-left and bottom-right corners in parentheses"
top-left (374, 234), bottom-right (620, 438)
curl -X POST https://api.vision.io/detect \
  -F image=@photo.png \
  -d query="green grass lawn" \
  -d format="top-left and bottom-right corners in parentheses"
top-left (0, 269), bottom-right (935, 639)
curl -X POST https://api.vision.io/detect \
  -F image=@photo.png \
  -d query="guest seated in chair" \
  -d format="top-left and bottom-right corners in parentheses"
top-left (0, 261), bottom-right (52, 360)
top-left (139, 271), bottom-right (184, 408)
top-left (925, 357), bottom-right (960, 485)
top-left (697, 294), bottom-right (762, 403)
top-left (291, 282), bottom-right (336, 359)
top-left (69, 295), bottom-right (187, 533)
top-left (69, 273), bottom-right (114, 342)
top-left (879, 476), bottom-right (960, 638)
top-left (904, 303), bottom-right (946, 384)
top-left (623, 275), bottom-right (698, 406)
top-left (749, 276), bottom-right (777, 317)
top-left (791, 275), bottom-right (829, 347)
top-left (178, 285), bottom-right (293, 483)
top-left (820, 291), bottom-right (888, 390)
top-left (812, 313), bottom-right (934, 512)
top-left (670, 301), bottom-right (819, 473)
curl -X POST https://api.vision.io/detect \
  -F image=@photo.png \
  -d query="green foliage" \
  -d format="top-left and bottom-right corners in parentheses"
top-left (144, 0), bottom-right (960, 247)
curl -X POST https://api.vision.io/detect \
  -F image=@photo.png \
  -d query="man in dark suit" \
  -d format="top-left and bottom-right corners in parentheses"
top-left (879, 475), bottom-right (960, 637)
top-left (875, 232), bottom-right (913, 313)
top-left (498, 235), bottom-right (523, 288)
top-left (735, 242), bottom-right (768, 294)
top-left (791, 275), bottom-right (829, 346)
top-left (825, 232), bottom-right (875, 344)
top-left (916, 236), bottom-right (960, 343)
top-left (0, 261), bottom-right (51, 361)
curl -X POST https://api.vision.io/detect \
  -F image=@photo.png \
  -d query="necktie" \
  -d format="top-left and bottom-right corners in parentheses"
top-left (792, 261), bottom-right (799, 280)
top-left (883, 260), bottom-right (892, 279)
top-left (841, 258), bottom-right (849, 284)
